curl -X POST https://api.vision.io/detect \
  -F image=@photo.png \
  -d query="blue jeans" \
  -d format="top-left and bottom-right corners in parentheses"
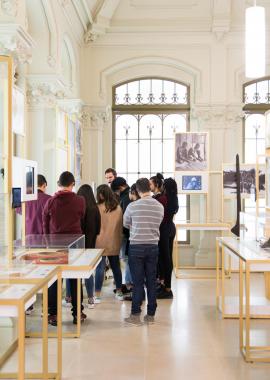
top-left (128, 244), bottom-right (159, 316)
top-left (66, 279), bottom-right (71, 298)
top-left (95, 256), bottom-right (122, 292)
top-left (85, 276), bottom-right (94, 298)
top-left (120, 237), bottom-right (133, 285)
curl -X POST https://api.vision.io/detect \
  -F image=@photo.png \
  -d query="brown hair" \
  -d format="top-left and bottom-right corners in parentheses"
top-left (96, 184), bottom-right (119, 212)
top-left (104, 168), bottom-right (117, 176)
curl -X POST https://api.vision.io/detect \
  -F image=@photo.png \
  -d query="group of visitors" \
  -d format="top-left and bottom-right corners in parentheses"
top-left (23, 167), bottom-right (179, 326)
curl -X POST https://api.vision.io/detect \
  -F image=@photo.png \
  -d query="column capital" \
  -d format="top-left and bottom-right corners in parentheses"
top-left (82, 105), bottom-right (111, 131)
top-left (191, 104), bottom-right (245, 129)
top-left (0, 23), bottom-right (34, 64)
top-left (26, 74), bottom-right (68, 108)
top-left (57, 99), bottom-right (85, 119)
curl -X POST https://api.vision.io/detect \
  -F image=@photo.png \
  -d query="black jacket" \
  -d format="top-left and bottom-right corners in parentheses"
top-left (120, 187), bottom-right (131, 239)
top-left (81, 206), bottom-right (101, 249)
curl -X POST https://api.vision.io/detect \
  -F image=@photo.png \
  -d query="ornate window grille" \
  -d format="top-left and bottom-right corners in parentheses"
top-left (243, 77), bottom-right (269, 212)
top-left (113, 78), bottom-right (190, 242)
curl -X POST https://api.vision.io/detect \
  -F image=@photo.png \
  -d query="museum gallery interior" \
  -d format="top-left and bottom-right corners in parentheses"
top-left (2, 0), bottom-right (270, 379)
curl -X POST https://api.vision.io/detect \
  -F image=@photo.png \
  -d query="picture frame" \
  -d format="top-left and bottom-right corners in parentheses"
top-left (174, 132), bottom-right (209, 171)
top-left (175, 171), bottom-right (209, 194)
top-left (222, 163), bottom-right (265, 199)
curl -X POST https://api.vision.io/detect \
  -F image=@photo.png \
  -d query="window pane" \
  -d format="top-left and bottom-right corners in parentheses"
top-left (116, 114), bottom-right (138, 139)
top-left (150, 140), bottom-right (163, 174)
top-left (139, 79), bottom-right (150, 103)
top-left (139, 114), bottom-right (161, 139)
top-left (163, 80), bottom-right (174, 103)
top-left (151, 79), bottom-right (162, 104)
top-left (176, 83), bottom-right (188, 104)
top-left (139, 140), bottom-right (150, 173)
top-left (244, 83), bottom-right (256, 103)
top-left (115, 84), bottom-right (126, 104)
top-left (163, 140), bottom-right (174, 172)
top-left (127, 140), bottom-right (139, 172)
top-left (127, 81), bottom-right (139, 104)
top-left (245, 114), bottom-right (265, 139)
top-left (257, 80), bottom-right (269, 103)
top-left (163, 114), bottom-right (187, 138)
top-left (127, 173), bottom-right (139, 186)
top-left (115, 140), bottom-right (127, 173)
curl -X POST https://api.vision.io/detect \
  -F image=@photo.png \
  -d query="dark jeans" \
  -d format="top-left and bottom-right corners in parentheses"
top-left (95, 256), bottom-right (122, 292)
top-left (158, 222), bottom-right (176, 289)
top-left (48, 279), bottom-right (84, 317)
top-left (128, 244), bottom-right (159, 316)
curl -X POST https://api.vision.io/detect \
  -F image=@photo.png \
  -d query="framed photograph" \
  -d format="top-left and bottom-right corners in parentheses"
top-left (222, 163), bottom-right (265, 199)
top-left (266, 111), bottom-right (270, 149)
top-left (175, 171), bottom-right (209, 194)
top-left (266, 157), bottom-right (270, 209)
top-left (175, 132), bottom-right (208, 171)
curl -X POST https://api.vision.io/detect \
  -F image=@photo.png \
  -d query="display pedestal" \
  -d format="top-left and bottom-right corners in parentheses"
top-left (195, 231), bottom-right (217, 267)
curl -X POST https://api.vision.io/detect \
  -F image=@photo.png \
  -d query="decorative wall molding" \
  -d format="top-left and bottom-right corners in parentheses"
top-left (0, 24), bottom-right (34, 64)
top-left (41, 0), bottom-right (58, 69)
top-left (57, 98), bottom-right (84, 119)
top-left (191, 104), bottom-right (244, 129)
top-left (82, 105), bottom-right (111, 131)
top-left (99, 55), bottom-right (202, 101)
top-left (26, 74), bottom-right (68, 108)
top-left (1, 0), bottom-right (18, 17)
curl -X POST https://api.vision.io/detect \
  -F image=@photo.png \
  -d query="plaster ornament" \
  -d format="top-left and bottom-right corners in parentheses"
top-left (1, 0), bottom-right (18, 17)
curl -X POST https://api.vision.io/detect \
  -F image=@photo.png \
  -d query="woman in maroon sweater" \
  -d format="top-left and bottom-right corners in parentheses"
top-left (43, 171), bottom-right (86, 325)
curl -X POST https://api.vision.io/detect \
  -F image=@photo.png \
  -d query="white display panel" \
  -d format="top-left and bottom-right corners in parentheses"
top-left (12, 157), bottom-right (38, 201)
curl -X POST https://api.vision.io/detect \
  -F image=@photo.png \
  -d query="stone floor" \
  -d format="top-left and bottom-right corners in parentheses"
top-left (1, 272), bottom-right (270, 379)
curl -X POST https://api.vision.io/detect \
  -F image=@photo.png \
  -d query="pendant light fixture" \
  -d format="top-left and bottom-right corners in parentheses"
top-left (245, 1), bottom-right (265, 78)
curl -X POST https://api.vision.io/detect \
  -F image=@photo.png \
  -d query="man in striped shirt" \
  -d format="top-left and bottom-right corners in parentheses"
top-left (123, 178), bottom-right (164, 325)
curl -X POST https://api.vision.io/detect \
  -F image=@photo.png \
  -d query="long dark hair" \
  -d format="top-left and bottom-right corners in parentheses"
top-left (164, 178), bottom-right (179, 216)
top-left (96, 184), bottom-right (118, 212)
top-left (77, 184), bottom-right (97, 210)
top-left (150, 173), bottom-right (164, 190)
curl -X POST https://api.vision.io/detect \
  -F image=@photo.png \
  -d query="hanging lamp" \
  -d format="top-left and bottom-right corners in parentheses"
top-left (245, 1), bottom-right (265, 78)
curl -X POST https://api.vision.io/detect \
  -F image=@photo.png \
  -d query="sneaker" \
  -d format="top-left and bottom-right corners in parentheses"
top-left (115, 291), bottom-right (124, 301)
top-left (26, 305), bottom-right (34, 315)
top-left (73, 312), bottom-right (87, 325)
top-left (48, 315), bottom-right (57, 326)
top-left (62, 297), bottom-right (72, 308)
top-left (94, 296), bottom-right (101, 304)
top-left (156, 289), bottom-right (173, 299)
top-left (124, 314), bottom-right (143, 326)
top-left (114, 284), bottom-right (131, 295)
top-left (144, 314), bottom-right (155, 324)
top-left (87, 297), bottom-right (95, 309)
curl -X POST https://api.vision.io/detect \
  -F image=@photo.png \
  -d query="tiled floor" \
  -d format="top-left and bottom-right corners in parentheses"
top-left (1, 272), bottom-right (270, 379)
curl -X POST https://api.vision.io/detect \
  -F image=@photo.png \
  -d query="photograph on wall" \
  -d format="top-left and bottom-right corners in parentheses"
top-left (223, 164), bottom-right (265, 199)
top-left (266, 111), bottom-right (270, 149)
top-left (266, 157), bottom-right (270, 208)
top-left (175, 171), bottom-right (209, 194)
top-left (175, 132), bottom-right (208, 171)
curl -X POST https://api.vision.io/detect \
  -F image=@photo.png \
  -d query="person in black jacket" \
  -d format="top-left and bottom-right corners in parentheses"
top-left (111, 177), bottom-right (132, 292)
top-left (77, 184), bottom-right (101, 308)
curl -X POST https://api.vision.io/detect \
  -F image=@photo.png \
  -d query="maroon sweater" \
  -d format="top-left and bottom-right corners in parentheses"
top-left (43, 191), bottom-right (85, 234)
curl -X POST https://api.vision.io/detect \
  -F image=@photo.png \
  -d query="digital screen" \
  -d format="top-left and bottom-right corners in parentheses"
top-left (12, 187), bottom-right (21, 208)
top-left (26, 166), bottom-right (34, 194)
top-left (182, 175), bottom-right (202, 191)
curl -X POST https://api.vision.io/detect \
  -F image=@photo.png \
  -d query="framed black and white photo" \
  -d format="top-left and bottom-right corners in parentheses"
top-left (222, 164), bottom-right (265, 199)
top-left (175, 132), bottom-right (208, 171)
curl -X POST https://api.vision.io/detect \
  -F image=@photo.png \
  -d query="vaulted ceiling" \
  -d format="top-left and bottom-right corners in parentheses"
top-left (58, 0), bottom-right (270, 44)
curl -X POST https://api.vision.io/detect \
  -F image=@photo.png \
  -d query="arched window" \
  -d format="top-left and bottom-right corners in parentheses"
top-left (113, 78), bottom-right (190, 241)
top-left (243, 78), bottom-right (269, 212)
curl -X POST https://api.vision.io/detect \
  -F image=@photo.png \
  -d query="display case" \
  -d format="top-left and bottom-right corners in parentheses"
top-left (13, 234), bottom-right (85, 265)
top-left (240, 211), bottom-right (270, 243)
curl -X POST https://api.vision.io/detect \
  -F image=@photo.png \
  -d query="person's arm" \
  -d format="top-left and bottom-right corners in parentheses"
top-left (123, 204), bottom-right (132, 229)
top-left (95, 207), bottom-right (101, 236)
top-left (42, 199), bottom-right (51, 234)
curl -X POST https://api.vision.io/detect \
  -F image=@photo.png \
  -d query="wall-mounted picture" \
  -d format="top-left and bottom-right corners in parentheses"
top-left (175, 132), bottom-right (208, 171)
top-left (266, 111), bottom-right (270, 149)
top-left (175, 171), bottom-right (208, 194)
top-left (223, 164), bottom-right (265, 199)
top-left (266, 157), bottom-right (270, 209)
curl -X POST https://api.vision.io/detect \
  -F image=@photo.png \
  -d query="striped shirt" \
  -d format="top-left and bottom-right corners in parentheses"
top-left (123, 196), bottom-right (164, 245)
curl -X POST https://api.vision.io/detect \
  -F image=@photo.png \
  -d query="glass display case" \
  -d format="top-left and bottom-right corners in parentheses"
top-left (13, 234), bottom-right (85, 265)
top-left (240, 211), bottom-right (270, 243)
